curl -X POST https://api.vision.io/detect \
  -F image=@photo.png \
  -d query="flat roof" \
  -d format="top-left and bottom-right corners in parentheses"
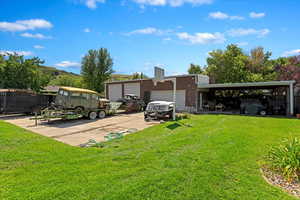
top-left (106, 74), bottom-right (200, 84)
top-left (198, 80), bottom-right (295, 89)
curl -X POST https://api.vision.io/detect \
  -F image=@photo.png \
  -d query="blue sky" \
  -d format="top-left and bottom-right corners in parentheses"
top-left (1, 0), bottom-right (300, 76)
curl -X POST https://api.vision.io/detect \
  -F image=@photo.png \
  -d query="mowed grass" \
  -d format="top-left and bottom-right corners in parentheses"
top-left (1, 115), bottom-right (300, 200)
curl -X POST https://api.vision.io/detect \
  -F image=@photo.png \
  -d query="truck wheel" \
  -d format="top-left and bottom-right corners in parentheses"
top-left (89, 111), bottom-right (97, 120)
top-left (98, 110), bottom-right (106, 119)
top-left (75, 106), bottom-right (84, 114)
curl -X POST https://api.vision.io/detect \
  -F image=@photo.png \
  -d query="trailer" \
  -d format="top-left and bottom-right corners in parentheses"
top-left (30, 87), bottom-right (122, 123)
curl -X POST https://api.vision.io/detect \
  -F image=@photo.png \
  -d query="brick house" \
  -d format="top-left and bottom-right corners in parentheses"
top-left (105, 74), bottom-right (208, 112)
top-left (105, 75), bottom-right (298, 115)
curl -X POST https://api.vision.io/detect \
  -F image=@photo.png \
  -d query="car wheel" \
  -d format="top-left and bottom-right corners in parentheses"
top-left (89, 111), bottom-right (97, 120)
top-left (98, 110), bottom-right (106, 119)
top-left (260, 110), bottom-right (266, 116)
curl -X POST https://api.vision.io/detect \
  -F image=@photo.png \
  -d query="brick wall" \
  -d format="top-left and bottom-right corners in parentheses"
top-left (106, 76), bottom-right (198, 108)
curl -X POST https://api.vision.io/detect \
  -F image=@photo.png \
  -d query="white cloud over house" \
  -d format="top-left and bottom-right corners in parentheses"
top-left (249, 12), bottom-right (265, 18)
top-left (84, 28), bottom-right (91, 32)
top-left (0, 19), bottom-right (52, 32)
top-left (20, 33), bottom-right (52, 39)
top-left (0, 50), bottom-right (33, 56)
top-left (126, 27), bottom-right (173, 36)
top-left (209, 11), bottom-right (244, 20)
top-left (282, 49), bottom-right (300, 57)
top-left (132, 0), bottom-right (213, 7)
top-left (177, 32), bottom-right (225, 44)
top-left (227, 28), bottom-right (270, 37)
top-left (33, 45), bottom-right (44, 49)
top-left (85, 0), bottom-right (105, 9)
top-left (55, 61), bottom-right (81, 68)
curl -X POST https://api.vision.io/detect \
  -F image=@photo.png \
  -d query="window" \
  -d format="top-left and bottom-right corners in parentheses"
top-left (82, 93), bottom-right (90, 99)
top-left (71, 92), bottom-right (81, 97)
top-left (62, 91), bottom-right (69, 96)
top-left (92, 94), bottom-right (98, 100)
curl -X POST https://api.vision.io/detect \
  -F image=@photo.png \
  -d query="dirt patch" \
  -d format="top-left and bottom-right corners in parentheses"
top-left (261, 166), bottom-right (300, 198)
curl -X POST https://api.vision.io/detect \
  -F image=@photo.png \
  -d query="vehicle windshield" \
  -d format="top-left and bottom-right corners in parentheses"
top-left (147, 104), bottom-right (169, 111)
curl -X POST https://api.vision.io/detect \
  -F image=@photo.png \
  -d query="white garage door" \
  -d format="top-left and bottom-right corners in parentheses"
top-left (124, 83), bottom-right (140, 97)
top-left (151, 90), bottom-right (186, 110)
top-left (108, 84), bottom-right (122, 101)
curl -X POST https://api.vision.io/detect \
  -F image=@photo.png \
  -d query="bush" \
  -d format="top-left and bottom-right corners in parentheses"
top-left (267, 138), bottom-right (300, 181)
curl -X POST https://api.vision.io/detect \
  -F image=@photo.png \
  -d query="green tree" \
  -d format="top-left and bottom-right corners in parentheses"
top-left (206, 44), bottom-right (250, 83)
top-left (132, 72), bottom-right (148, 80)
top-left (81, 48), bottom-right (114, 93)
top-left (188, 63), bottom-right (204, 74)
top-left (247, 47), bottom-right (275, 81)
top-left (48, 75), bottom-right (84, 88)
top-left (0, 54), bottom-right (49, 91)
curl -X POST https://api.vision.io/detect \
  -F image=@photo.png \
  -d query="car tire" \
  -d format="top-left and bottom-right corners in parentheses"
top-left (260, 110), bottom-right (266, 116)
top-left (98, 110), bottom-right (106, 119)
top-left (89, 111), bottom-right (97, 120)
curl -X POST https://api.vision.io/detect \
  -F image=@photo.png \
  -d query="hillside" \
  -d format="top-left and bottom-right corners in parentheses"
top-left (39, 65), bottom-right (135, 82)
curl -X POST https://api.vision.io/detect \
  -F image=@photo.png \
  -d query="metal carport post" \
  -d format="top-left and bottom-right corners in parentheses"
top-left (290, 82), bottom-right (294, 115)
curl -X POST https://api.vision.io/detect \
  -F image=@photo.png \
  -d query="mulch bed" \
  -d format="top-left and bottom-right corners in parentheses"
top-left (261, 166), bottom-right (300, 198)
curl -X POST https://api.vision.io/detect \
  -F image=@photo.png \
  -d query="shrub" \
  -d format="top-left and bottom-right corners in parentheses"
top-left (267, 138), bottom-right (300, 181)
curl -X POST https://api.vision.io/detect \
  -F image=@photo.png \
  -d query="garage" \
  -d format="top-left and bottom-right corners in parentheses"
top-left (108, 84), bottom-right (122, 101)
top-left (151, 90), bottom-right (186, 110)
top-left (124, 82), bottom-right (140, 97)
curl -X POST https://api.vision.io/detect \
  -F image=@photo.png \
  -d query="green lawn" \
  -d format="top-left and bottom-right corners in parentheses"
top-left (1, 115), bottom-right (300, 200)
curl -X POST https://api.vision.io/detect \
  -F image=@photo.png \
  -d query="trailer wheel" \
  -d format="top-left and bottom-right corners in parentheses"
top-left (98, 110), bottom-right (106, 119)
top-left (89, 111), bottom-right (97, 120)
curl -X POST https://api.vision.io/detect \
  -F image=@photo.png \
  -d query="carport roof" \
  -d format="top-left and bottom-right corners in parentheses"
top-left (198, 80), bottom-right (295, 89)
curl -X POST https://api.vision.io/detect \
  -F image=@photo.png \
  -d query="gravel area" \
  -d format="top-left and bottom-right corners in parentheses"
top-left (261, 166), bottom-right (300, 198)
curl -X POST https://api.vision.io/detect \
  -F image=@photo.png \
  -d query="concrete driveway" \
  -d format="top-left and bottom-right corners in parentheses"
top-left (2, 113), bottom-right (159, 146)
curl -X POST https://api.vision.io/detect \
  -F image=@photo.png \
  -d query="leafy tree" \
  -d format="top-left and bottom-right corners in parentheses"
top-left (275, 55), bottom-right (300, 84)
top-left (48, 75), bottom-right (84, 88)
top-left (132, 72), bottom-right (148, 80)
top-left (247, 47), bottom-right (275, 81)
top-left (188, 63), bottom-right (204, 74)
top-left (206, 44), bottom-right (250, 83)
top-left (0, 54), bottom-right (49, 91)
top-left (81, 48), bottom-right (114, 93)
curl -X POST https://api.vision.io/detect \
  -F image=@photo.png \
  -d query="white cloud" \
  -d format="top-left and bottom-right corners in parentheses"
top-left (282, 49), bottom-right (300, 57)
top-left (33, 45), bottom-right (44, 49)
top-left (0, 50), bottom-right (33, 56)
top-left (0, 19), bottom-right (52, 32)
top-left (126, 27), bottom-right (172, 36)
top-left (132, 0), bottom-right (213, 7)
top-left (227, 28), bottom-right (270, 37)
top-left (249, 12), bottom-right (265, 18)
top-left (163, 37), bottom-right (172, 41)
top-left (209, 11), bottom-right (244, 20)
top-left (85, 0), bottom-right (105, 9)
top-left (20, 32), bottom-right (52, 39)
top-left (55, 61), bottom-right (81, 68)
top-left (177, 32), bottom-right (225, 44)
top-left (236, 42), bottom-right (248, 46)
top-left (83, 28), bottom-right (91, 32)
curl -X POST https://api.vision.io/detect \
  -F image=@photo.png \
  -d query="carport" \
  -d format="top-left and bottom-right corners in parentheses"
top-left (197, 80), bottom-right (295, 116)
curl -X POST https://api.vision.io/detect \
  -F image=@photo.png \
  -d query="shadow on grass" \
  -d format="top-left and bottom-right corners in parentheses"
top-left (166, 122), bottom-right (182, 130)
